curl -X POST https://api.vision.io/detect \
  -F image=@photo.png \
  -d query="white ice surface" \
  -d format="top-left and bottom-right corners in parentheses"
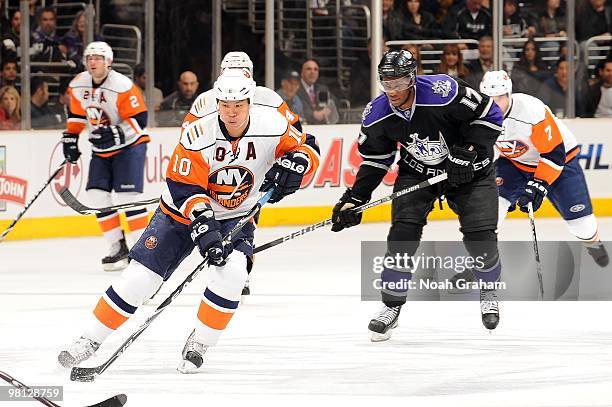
top-left (1, 218), bottom-right (612, 407)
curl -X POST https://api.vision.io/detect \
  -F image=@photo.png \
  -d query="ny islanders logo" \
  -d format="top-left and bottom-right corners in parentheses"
top-left (400, 132), bottom-right (449, 165)
top-left (496, 140), bottom-right (529, 158)
top-left (86, 106), bottom-right (111, 128)
top-left (208, 166), bottom-right (254, 209)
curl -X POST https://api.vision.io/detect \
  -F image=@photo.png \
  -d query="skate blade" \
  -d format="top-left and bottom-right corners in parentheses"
top-left (177, 359), bottom-right (200, 374)
top-left (370, 331), bottom-right (393, 342)
top-left (103, 259), bottom-right (129, 272)
top-left (57, 351), bottom-right (77, 369)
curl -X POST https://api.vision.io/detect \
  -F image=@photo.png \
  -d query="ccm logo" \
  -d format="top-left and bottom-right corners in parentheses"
top-left (279, 158), bottom-right (306, 174)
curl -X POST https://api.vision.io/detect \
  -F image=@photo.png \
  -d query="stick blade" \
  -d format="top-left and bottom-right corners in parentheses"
top-left (70, 366), bottom-right (98, 382)
top-left (85, 393), bottom-right (127, 407)
top-left (59, 187), bottom-right (93, 215)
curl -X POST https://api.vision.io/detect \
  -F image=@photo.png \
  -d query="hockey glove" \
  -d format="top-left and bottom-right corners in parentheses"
top-left (189, 209), bottom-right (233, 266)
top-left (331, 189), bottom-right (368, 232)
top-left (446, 145), bottom-right (477, 186)
top-left (61, 131), bottom-right (81, 163)
top-left (260, 151), bottom-right (310, 203)
top-left (517, 178), bottom-right (549, 213)
top-left (89, 125), bottom-right (126, 149)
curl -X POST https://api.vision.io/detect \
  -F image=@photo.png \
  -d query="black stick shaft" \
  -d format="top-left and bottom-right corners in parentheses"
top-left (0, 161), bottom-right (66, 242)
top-left (253, 173), bottom-right (448, 254)
top-left (528, 202), bottom-right (545, 300)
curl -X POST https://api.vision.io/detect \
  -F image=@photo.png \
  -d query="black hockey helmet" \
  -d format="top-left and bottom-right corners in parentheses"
top-left (377, 49), bottom-right (418, 81)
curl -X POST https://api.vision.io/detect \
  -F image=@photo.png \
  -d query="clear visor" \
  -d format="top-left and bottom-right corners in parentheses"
top-left (378, 76), bottom-right (415, 93)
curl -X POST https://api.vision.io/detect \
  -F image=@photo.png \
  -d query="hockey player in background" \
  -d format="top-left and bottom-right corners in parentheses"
top-left (58, 69), bottom-right (320, 372)
top-left (61, 41), bottom-right (150, 271)
top-left (331, 50), bottom-right (504, 341)
top-left (480, 70), bottom-right (609, 267)
top-left (182, 51), bottom-right (304, 296)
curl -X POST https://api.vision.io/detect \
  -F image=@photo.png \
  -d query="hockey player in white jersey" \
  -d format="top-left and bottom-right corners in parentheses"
top-left (57, 69), bottom-right (320, 372)
top-left (480, 70), bottom-right (608, 266)
top-left (61, 41), bottom-right (150, 271)
top-left (183, 51), bottom-right (303, 296)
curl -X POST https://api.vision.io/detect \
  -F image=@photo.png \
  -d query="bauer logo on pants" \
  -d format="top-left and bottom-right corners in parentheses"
top-left (0, 147), bottom-right (28, 208)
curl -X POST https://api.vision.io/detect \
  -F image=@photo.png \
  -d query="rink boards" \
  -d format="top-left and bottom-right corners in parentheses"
top-left (0, 119), bottom-right (611, 240)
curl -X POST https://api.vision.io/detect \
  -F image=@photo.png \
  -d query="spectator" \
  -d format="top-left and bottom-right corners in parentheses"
top-left (403, 43), bottom-right (425, 74)
top-left (1, 10), bottom-right (21, 62)
top-left (536, 0), bottom-right (566, 38)
top-left (436, 44), bottom-right (470, 79)
top-left (434, 0), bottom-right (455, 28)
top-left (465, 36), bottom-right (493, 88)
top-left (276, 70), bottom-right (306, 118)
top-left (401, 0), bottom-right (440, 40)
top-left (61, 11), bottom-right (104, 68)
top-left (31, 7), bottom-right (67, 62)
top-left (158, 70), bottom-right (199, 126)
top-left (0, 60), bottom-right (18, 88)
top-left (0, 85), bottom-right (21, 130)
top-left (384, 0), bottom-right (408, 41)
top-left (576, 0), bottom-right (612, 43)
top-left (350, 37), bottom-right (390, 107)
top-left (297, 59), bottom-right (339, 124)
top-left (133, 63), bottom-right (163, 111)
top-left (510, 40), bottom-right (551, 94)
top-left (585, 59), bottom-right (612, 117)
top-left (443, 0), bottom-right (492, 41)
top-left (503, 0), bottom-right (535, 38)
top-left (30, 76), bottom-right (63, 129)
top-left (537, 57), bottom-right (585, 117)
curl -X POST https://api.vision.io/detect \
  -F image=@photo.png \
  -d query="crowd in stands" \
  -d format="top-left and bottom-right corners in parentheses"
top-left (1, 0), bottom-right (612, 130)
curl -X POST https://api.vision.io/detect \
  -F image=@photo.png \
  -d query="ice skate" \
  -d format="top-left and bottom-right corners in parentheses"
top-left (480, 289), bottom-right (499, 330)
top-left (177, 330), bottom-right (208, 374)
top-left (102, 236), bottom-right (129, 272)
top-left (57, 336), bottom-right (100, 368)
top-left (447, 268), bottom-right (475, 293)
top-left (586, 242), bottom-right (609, 268)
top-left (368, 305), bottom-right (401, 342)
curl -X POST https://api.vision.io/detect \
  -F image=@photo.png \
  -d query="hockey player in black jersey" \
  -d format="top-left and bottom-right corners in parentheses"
top-left (332, 50), bottom-right (504, 341)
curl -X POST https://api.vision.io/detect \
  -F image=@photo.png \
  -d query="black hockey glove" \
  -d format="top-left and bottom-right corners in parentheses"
top-left (331, 189), bottom-right (368, 232)
top-left (189, 209), bottom-right (233, 266)
top-left (517, 178), bottom-right (549, 213)
top-left (89, 125), bottom-right (126, 149)
top-left (61, 131), bottom-right (81, 163)
top-left (446, 145), bottom-right (477, 186)
top-left (260, 151), bottom-right (310, 203)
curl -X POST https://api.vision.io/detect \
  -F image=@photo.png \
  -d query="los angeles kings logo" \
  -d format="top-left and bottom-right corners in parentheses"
top-left (208, 166), bottom-right (254, 209)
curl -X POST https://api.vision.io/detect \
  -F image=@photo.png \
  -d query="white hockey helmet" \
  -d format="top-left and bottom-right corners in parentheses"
top-left (480, 70), bottom-right (513, 97)
top-left (83, 41), bottom-right (113, 65)
top-left (214, 69), bottom-right (256, 102)
top-left (221, 51), bottom-right (254, 75)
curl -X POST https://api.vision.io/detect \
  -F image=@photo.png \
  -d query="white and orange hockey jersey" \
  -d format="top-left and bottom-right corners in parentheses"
top-left (495, 93), bottom-right (579, 185)
top-left (182, 84), bottom-right (301, 132)
top-left (160, 105), bottom-right (319, 223)
top-left (66, 70), bottom-right (149, 157)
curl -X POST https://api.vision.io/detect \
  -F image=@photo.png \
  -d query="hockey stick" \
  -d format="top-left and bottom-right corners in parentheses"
top-left (0, 371), bottom-right (126, 407)
top-left (70, 190), bottom-right (274, 382)
top-left (59, 187), bottom-right (159, 215)
top-left (253, 172), bottom-right (448, 254)
top-left (0, 160), bottom-right (66, 243)
top-left (527, 202), bottom-right (545, 300)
